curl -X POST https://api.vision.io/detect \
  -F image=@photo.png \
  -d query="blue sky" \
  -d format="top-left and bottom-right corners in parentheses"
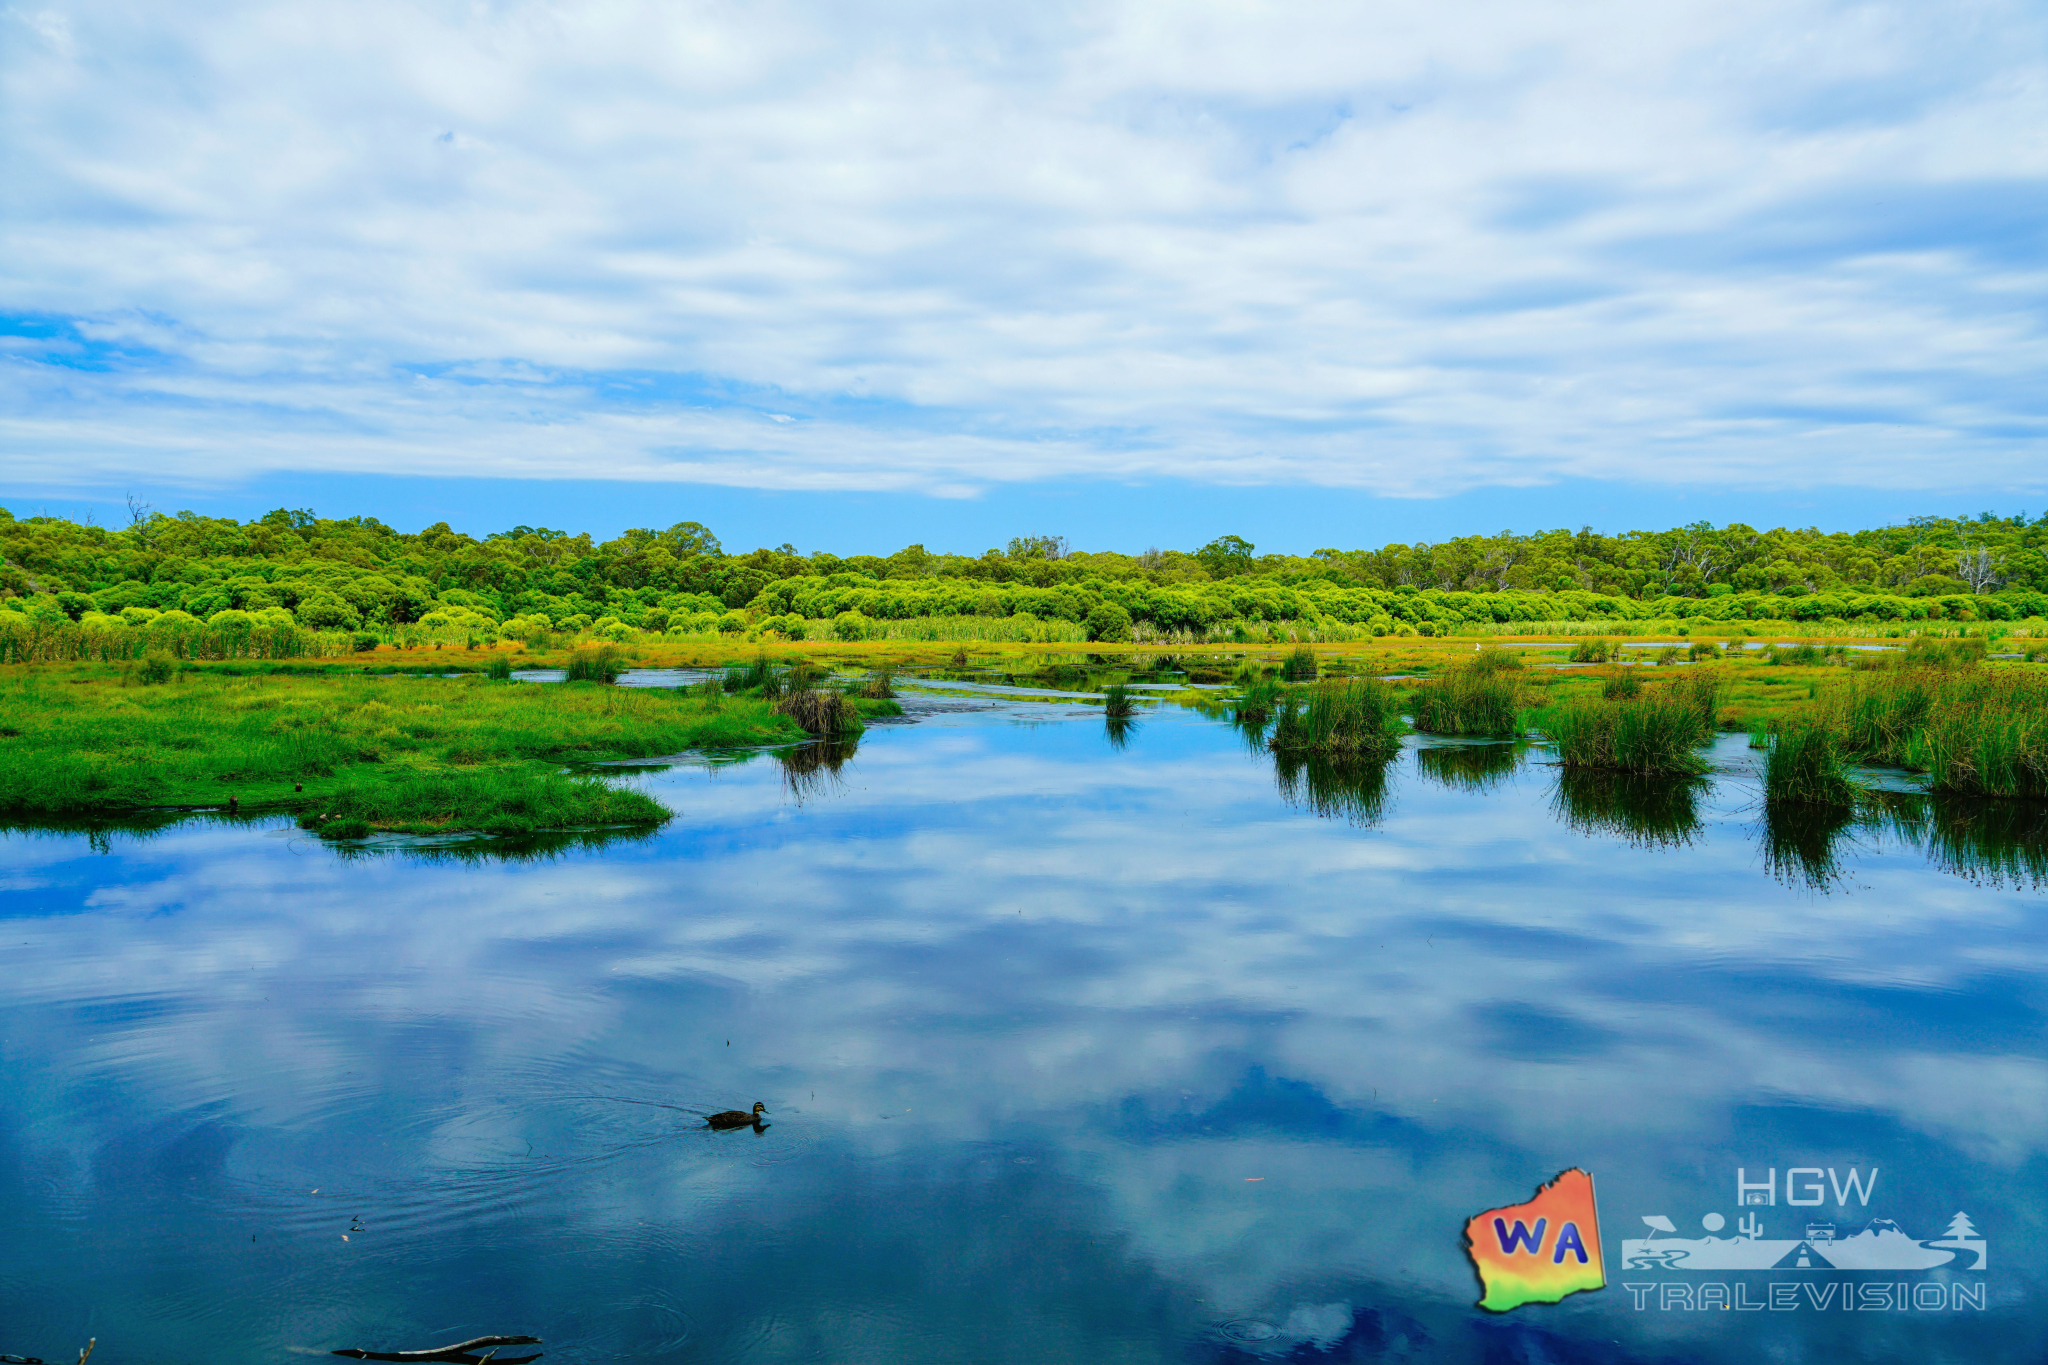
top-left (4, 0), bottom-right (2046, 553)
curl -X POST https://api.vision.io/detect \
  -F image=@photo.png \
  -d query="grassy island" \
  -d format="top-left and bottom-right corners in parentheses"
top-left (0, 665), bottom-right (897, 838)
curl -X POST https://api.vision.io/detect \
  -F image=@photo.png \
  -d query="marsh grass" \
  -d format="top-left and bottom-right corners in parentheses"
top-left (1815, 666), bottom-right (2048, 796)
top-left (484, 656), bottom-right (513, 681)
top-left (1409, 658), bottom-right (1523, 737)
top-left (1414, 742), bottom-right (1522, 792)
top-left (564, 646), bottom-right (625, 683)
top-left (1570, 638), bottom-right (1615, 663)
top-left (775, 688), bottom-right (867, 737)
top-left (1103, 682), bottom-right (1137, 717)
top-left (855, 667), bottom-right (896, 700)
top-left (0, 669), bottom-right (803, 832)
top-left (1537, 683), bottom-right (1714, 775)
top-left (1274, 751), bottom-right (1392, 825)
top-left (1601, 670), bottom-right (1642, 700)
top-left (1552, 768), bottom-right (1706, 848)
top-left (300, 767), bottom-right (668, 838)
top-left (1761, 723), bottom-right (1862, 808)
top-left (1269, 678), bottom-right (1404, 759)
top-left (1281, 645), bottom-right (1319, 681)
top-left (1767, 643), bottom-right (1823, 666)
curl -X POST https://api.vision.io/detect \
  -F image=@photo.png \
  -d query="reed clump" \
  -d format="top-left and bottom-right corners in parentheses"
top-left (855, 667), bottom-right (896, 700)
top-left (1103, 682), bottom-right (1136, 717)
top-left (1814, 666), bottom-right (2048, 797)
top-left (1409, 655), bottom-right (1523, 737)
top-left (775, 688), bottom-right (866, 737)
top-left (1601, 669), bottom-right (1642, 700)
top-left (1551, 768), bottom-right (1705, 848)
top-left (1270, 678), bottom-right (1404, 759)
top-left (1761, 722), bottom-right (1861, 808)
top-left (1570, 638), bottom-right (1615, 663)
top-left (564, 646), bottom-right (625, 684)
top-left (1281, 645), bottom-right (1319, 681)
top-left (1537, 682), bottom-right (1715, 776)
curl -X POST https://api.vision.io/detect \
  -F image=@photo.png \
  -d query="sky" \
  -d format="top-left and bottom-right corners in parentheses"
top-left (3, 0), bottom-right (2046, 553)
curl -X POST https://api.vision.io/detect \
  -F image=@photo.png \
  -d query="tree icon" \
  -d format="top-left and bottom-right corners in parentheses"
top-left (1943, 1212), bottom-right (1978, 1241)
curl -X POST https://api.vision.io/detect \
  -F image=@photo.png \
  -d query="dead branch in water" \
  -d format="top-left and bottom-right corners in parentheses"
top-left (333, 1336), bottom-right (541, 1364)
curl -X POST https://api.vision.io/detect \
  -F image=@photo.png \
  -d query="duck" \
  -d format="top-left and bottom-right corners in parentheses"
top-left (706, 1102), bottom-right (768, 1129)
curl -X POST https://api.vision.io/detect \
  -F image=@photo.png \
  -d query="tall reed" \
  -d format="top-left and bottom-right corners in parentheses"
top-left (564, 646), bottom-right (625, 684)
top-left (775, 689), bottom-right (865, 737)
top-left (1536, 685), bottom-right (1713, 775)
top-left (1409, 658), bottom-right (1523, 737)
top-left (1269, 678), bottom-right (1404, 759)
top-left (1815, 666), bottom-right (2047, 797)
top-left (1102, 683), bottom-right (1136, 717)
top-left (1281, 645), bottom-right (1319, 681)
top-left (1761, 723), bottom-right (1860, 808)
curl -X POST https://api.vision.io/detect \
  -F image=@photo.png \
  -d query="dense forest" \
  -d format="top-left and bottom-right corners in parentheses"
top-left (3, 505), bottom-right (2047, 655)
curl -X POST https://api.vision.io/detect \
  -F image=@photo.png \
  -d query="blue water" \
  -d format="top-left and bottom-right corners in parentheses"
top-left (0, 700), bottom-right (2042, 1363)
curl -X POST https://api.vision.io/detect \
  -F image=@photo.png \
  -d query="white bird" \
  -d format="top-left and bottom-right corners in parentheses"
top-left (1642, 1215), bottom-right (1677, 1240)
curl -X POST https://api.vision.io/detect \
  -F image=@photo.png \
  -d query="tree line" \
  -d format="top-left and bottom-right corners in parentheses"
top-left (2, 504), bottom-right (2045, 645)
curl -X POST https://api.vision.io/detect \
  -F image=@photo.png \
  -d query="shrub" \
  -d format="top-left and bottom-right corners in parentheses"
top-left (564, 646), bottom-right (625, 684)
top-left (352, 632), bottom-right (380, 653)
top-left (136, 650), bottom-right (178, 686)
top-left (833, 610), bottom-right (871, 642)
top-left (1085, 601), bottom-right (1133, 643)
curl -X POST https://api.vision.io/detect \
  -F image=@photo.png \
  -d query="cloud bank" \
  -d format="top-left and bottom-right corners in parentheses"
top-left (4, 0), bottom-right (2047, 498)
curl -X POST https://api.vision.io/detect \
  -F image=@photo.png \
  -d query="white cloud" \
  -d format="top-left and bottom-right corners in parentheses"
top-left (4, 0), bottom-right (2047, 496)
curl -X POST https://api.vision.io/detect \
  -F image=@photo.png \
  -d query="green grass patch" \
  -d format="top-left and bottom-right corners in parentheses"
top-left (1535, 676), bottom-right (1719, 775)
top-left (1270, 678), bottom-right (1405, 759)
top-left (0, 668), bottom-right (806, 835)
top-left (1409, 656), bottom-right (1523, 737)
top-left (1761, 723), bottom-right (1861, 808)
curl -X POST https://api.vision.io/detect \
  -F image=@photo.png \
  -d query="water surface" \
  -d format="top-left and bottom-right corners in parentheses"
top-left (2, 701), bottom-right (2043, 1363)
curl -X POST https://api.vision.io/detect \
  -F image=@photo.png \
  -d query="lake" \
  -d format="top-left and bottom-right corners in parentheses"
top-left (1, 688), bottom-right (2042, 1363)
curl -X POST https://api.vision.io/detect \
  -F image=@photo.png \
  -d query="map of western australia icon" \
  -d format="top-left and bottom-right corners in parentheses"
top-left (1465, 1168), bottom-right (1607, 1311)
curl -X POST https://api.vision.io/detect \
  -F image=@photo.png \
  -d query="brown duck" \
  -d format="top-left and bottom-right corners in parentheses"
top-left (706, 1102), bottom-right (768, 1129)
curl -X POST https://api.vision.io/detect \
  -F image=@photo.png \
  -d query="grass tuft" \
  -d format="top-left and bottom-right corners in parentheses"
top-left (775, 688), bottom-right (866, 737)
top-left (1409, 655), bottom-right (1523, 736)
top-left (1536, 680), bottom-right (1716, 775)
top-left (1270, 678), bottom-right (1405, 759)
top-left (564, 646), bottom-right (625, 684)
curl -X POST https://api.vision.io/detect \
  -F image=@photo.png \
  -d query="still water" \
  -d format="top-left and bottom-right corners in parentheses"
top-left (1, 696), bottom-right (2043, 1363)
